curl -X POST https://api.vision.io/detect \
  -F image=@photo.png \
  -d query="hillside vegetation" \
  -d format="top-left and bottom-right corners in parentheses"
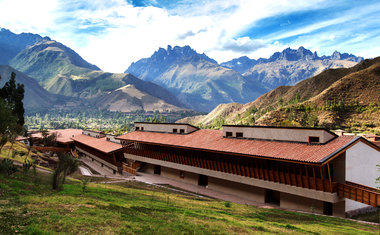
top-left (0, 162), bottom-right (378, 234)
top-left (181, 57), bottom-right (380, 134)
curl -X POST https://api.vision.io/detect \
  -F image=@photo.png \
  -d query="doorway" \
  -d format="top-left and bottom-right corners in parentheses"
top-left (198, 174), bottom-right (208, 187)
top-left (154, 165), bottom-right (161, 175)
top-left (265, 189), bottom-right (280, 205)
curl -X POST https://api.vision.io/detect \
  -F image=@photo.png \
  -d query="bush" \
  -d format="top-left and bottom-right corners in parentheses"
top-left (224, 201), bottom-right (231, 208)
top-left (0, 159), bottom-right (17, 176)
top-left (81, 178), bottom-right (90, 192)
top-left (22, 159), bottom-right (34, 175)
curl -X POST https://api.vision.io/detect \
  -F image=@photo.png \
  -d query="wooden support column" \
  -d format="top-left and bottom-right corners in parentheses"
top-left (320, 166), bottom-right (325, 191)
top-left (327, 163), bottom-right (333, 192)
top-left (228, 161), bottom-right (234, 174)
top-left (112, 153), bottom-right (116, 164)
top-left (313, 166), bottom-right (317, 190)
top-left (218, 159), bottom-right (223, 172)
top-left (245, 165), bottom-right (251, 178)
top-left (249, 163), bottom-right (255, 178)
top-left (240, 161), bottom-right (246, 176)
top-left (297, 165), bottom-right (303, 188)
top-left (305, 165), bottom-right (310, 189)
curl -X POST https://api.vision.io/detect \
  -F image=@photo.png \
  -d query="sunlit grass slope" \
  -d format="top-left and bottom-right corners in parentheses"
top-left (0, 169), bottom-right (378, 234)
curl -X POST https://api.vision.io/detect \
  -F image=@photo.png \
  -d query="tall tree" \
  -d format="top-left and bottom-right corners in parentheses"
top-left (0, 72), bottom-right (25, 126)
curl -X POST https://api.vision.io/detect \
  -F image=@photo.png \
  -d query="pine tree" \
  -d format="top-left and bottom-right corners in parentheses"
top-left (0, 72), bottom-right (25, 126)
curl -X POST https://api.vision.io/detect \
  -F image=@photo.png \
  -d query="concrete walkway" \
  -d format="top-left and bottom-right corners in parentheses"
top-left (78, 166), bottom-right (92, 176)
top-left (79, 157), bottom-right (127, 179)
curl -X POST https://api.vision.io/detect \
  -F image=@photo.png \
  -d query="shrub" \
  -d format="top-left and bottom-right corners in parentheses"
top-left (22, 159), bottom-right (34, 175)
top-left (224, 201), bottom-right (231, 208)
top-left (81, 178), bottom-right (90, 192)
top-left (0, 159), bottom-right (17, 176)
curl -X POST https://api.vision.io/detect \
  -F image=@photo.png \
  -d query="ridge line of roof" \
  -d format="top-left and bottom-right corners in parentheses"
top-left (318, 136), bottom-right (361, 164)
top-left (121, 138), bottom-right (322, 165)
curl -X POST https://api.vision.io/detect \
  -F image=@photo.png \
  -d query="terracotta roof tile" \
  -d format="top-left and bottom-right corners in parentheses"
top-left (72, 134), bottom-right (122, 153)
top-left (31, 129), bottom-right (83, 144)
top-left (118, 129), bottom-right (358, 163)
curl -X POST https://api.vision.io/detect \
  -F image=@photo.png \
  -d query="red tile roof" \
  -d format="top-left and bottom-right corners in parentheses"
top-left (71, 135), bottom-right (122, 154)
top-left (118, 129), bottom-right (359, 163)
top-left (31, 129), bottom-right (83, 144)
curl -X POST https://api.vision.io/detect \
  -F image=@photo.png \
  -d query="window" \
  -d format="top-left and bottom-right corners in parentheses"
top-left (141, 127), bottom-right (144, 131)
top-left (179, 129), bottom-right (185, 134)
top-left (226, 132), bottom-right (233, 137)
top-left (236, 132), bottom-right (244, 138)
top-left (135, 127), bottom-right (140, 131)
top-left (309, 136), bottom-right (320, 143)
top-left (173, 128), bottom-right (178, 133)
top-left (106, 137), bottom-right (110, 141)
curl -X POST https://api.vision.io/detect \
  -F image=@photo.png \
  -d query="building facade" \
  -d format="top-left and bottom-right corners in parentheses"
top-left (117, 122), bottom-right (380, 217)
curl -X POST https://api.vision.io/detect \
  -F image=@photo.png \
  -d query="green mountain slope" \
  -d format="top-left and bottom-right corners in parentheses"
top-left (180, 57), bottom-right (380, 134)
top-left (9, 40), bottom-right (100, 85)
top-left (0, 65), bottom-right (76, 111)
top-left (8, 38), bottom-right (187, 112)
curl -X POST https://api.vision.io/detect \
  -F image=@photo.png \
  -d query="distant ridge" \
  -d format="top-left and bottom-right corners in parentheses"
top-left (0, 65), bottom-right (76, 111)
top-left (221, 47), bottom-right (363, 89)
top-left (126, 45), bottom-right (268, 112)
top-left (0, 28), bottom-right (48, 65)
top-left (180, 57), bottom-right (380, 134)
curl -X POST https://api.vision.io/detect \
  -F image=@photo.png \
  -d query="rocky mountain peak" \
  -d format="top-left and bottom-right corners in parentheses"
top-left (269, 47), bottom-right (315, 61)
top-left (151, 45), bottom-right (217, 64)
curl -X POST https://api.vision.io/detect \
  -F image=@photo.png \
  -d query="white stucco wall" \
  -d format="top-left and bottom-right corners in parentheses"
top-left (345, 141), bottom-right (380, 211)
top-left (135, 123), bottom-right (197, 134)
top-left (222, 126), bottom-right (335, 143)
top-left (82, 130), bottom-right (105, 138)
top-left (106, 134), bottom-right (121, 144)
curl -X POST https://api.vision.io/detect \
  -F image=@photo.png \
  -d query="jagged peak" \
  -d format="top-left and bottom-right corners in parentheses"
top-left (149, 45), bottom-right (216, 64)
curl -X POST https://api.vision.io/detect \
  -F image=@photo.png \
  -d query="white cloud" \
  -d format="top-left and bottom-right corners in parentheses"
top-left (0, 0), bottom-right (58, 34)
top-left (0, 0), bottom-right (379, 72)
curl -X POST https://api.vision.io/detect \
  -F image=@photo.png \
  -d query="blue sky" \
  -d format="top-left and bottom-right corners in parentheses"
top-left (0, 0), bottom-right (379, 72)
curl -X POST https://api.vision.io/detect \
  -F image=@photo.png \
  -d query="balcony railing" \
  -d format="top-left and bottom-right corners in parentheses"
top-left (338, 181), bottom-right (380, 207)
top-left (124, 147), bottom-right (337, 193)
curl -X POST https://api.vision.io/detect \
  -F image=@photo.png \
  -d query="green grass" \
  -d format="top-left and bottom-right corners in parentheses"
top-left (0, 141), bottom-right (52, 172)
top-left (0, 170), bottom-right (378, 234)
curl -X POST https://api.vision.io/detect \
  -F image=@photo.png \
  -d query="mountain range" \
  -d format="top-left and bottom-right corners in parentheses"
top-left (126, 45), bottom-right (268, 111)
top-left (0, 29), bottom-right (187, 113)
top-left (0, 28), bottom-right (366, 115)
top-left (221, 47), bottom-right (362, 89)
top-left (179, 57), bottom-right (380, 134)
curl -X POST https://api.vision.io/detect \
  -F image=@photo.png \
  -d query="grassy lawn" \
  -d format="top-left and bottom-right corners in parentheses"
top-left (0, 168), bottom-right (379, 234)
top-left (0, 141), bottom-right (51, 172)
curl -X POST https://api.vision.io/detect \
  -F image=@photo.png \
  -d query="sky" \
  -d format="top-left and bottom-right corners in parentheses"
top-left (0, 0), bottom-right (379, 72)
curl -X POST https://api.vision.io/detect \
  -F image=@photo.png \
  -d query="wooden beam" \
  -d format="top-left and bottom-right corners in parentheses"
top-left (313, 166), bottom-right (317, 190)
top-left (305, 165), bottom-right (310, 189)
top-left (320, 166), bottom-right (325, 191)
top-left (327, 163), bottom-right (332, 192)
